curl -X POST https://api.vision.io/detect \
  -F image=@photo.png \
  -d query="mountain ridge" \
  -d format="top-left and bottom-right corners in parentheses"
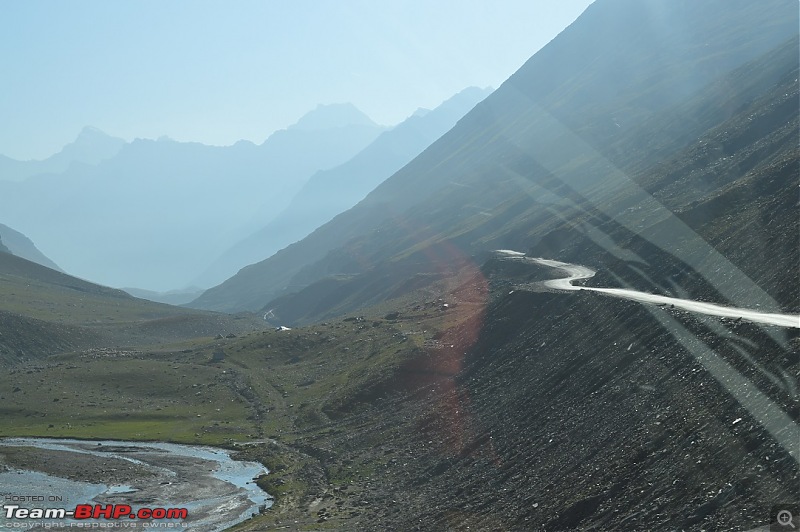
top-left (192, 87), bottom-right (492, 288)
top-left (191, 0), bottom-right (798, 315)
top-left (0, 223), bottom-right (62, 271)
top-left (0, 127), bottom-right (126, 182)
top-left (288, 103), bottom-right (379, 131)
top-left (0, 107), bottom-right (386, 291)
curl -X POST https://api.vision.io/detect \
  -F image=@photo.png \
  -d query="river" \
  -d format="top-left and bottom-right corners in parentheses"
top-left (0, 438), bottom-right (272, 530)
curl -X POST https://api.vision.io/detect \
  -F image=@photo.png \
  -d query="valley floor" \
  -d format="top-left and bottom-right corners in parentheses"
top-left (1, 257), bottom-right (797, 531)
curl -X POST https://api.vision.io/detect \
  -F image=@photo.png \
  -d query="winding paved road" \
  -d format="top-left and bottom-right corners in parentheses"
top-left (496, 250), bottom-right (800, 329)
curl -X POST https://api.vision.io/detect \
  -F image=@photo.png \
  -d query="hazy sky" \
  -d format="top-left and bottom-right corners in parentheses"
top-left (1, 1), bottom-right (592, 161)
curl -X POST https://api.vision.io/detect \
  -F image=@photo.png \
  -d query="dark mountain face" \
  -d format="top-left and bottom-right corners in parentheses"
top-left (0, 235), bottom-right (9, 254)
top-left (193, 0), bottom-right (798, 317)
top-left (193, 87), bottom-right (492, 289)
top-left (217, 5), bottom-right (797, 528)
top-left (278, 35), bottom-right (798, 323)
top-left (0, 108), bottom-right (385, 291)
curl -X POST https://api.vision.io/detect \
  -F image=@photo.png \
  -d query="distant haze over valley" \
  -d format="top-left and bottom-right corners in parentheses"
top-left (193, 87), bottom-right (493, 288)
top-left (0, 1), bottom-right (593, 295)
top-left (0, 1), bottom-right (592, 161)
top-left (0, 103), bottom-right (387, 291)
top-left (0, 91), bottom-right (489, 292)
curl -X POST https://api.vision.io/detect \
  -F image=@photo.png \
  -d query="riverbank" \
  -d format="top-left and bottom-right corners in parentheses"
top-left (0, 256), bottom-right (795, 530)
top-left (0, 438), bottom-right (271, 531)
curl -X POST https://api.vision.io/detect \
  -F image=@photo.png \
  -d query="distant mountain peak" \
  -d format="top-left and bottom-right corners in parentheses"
top-left (288, 103), bottom-right (378, 131)
top-left (77, 125), bottom-right (110, 137)
top-left (72, 126), bottom-right (118, 144)
top-left (56, 127), bottom-right (126, 166)
top-left (0, 126), bottom-right (127, 181)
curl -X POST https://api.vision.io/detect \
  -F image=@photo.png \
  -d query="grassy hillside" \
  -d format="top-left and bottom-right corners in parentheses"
top-left (0, 252), bottom-right (261, 363)
top-left (4, 254), bottom-right (795, 530)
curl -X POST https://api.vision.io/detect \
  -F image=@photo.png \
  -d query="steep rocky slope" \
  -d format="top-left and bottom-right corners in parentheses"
top-left (226, 254), bottom-right (798, 530)
top-left (194, 0), bottom-right (797, 316)
top-left (243, 35), bottom-right (797, 326)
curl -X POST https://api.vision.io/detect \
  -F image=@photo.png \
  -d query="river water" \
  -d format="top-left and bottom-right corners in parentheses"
top-left (0, 438), bottom-right (272, 530)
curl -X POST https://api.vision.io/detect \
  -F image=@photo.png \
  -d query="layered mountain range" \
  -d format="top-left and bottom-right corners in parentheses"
top-left (0, 92), bottom-right (491, 294)
top-left (191, 0), bottom-right (798, 320)
top-left (193, 87), bottom-right (492, 288)
top-left (0, 126), bottom-right (126, 182)
top-left (0, 105), bottom-right (386, 291)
